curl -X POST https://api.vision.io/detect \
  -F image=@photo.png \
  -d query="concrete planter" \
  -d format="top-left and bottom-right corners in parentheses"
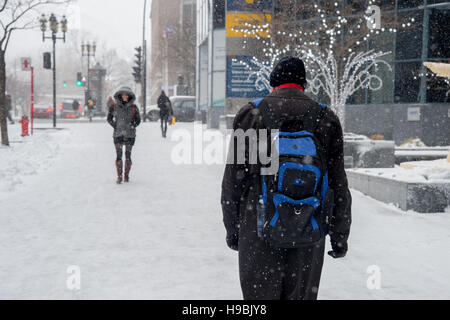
top-left (347, 170), bottom-right (450, 213)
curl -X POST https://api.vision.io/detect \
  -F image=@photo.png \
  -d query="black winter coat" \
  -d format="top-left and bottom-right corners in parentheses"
top-left (107, 87), bottom-right (141, 138)
top-left (221, 87), bottom-right (352, 253)
top-left (157, 93), bottom-right (173, 118)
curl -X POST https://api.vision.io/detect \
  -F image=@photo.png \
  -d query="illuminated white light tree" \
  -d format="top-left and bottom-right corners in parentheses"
top-left (297, 47), bottom-right (391, 127)
top-left (231, 1), bottom-right (418, 129)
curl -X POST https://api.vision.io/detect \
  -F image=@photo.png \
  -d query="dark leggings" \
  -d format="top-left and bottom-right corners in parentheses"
top-left (115, 144), bottom-right (133, 162)
top-left (161, 117), bottom-right (168, 135)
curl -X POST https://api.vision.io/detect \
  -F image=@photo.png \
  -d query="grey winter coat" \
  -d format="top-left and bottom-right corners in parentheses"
top-left (107, 87), bottom-right (141, 138)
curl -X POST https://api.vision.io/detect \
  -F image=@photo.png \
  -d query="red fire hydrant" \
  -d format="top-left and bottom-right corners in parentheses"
top-left (19, 116), bottom-right (29, 137)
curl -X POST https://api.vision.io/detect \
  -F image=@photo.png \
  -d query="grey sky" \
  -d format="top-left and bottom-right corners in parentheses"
top-left (6, 0), bottom-right (149, 63)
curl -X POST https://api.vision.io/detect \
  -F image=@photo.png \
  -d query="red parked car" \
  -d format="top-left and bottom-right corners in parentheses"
top-left (33, 104), bottom-right (53, 119)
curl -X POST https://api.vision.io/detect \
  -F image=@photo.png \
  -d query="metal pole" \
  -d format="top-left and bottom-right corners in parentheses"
top-left (31, 66), bottom-right (34, 135)
top-left (142, 0), bottom-right (147, 121)
top-left (87, 54), bottom-right (90, 100)
top-left (52, 34), bottom-right (57, 128)
top-left (164, 35), bottom-right (169, 93)
top-left (420, 1), bottom-right (429, 104)
top-left (143, 40), bottom-right (147, 120)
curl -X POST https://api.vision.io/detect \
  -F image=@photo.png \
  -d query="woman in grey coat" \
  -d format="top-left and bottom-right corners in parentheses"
top-left (107, 87), bottom-right (141, 183)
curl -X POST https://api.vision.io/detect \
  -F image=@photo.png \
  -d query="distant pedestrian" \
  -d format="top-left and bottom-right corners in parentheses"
top-left (106, 96), bottom-right (114, 110)
top-left (107, 87), bottom-right (141, 184)
top-left (157, 90), bottom-right (173, 138)
top-left (6, 95), bottom-right (14, 124)
top-left (72, 99), bottom-right (80, 115)
top-left (87, 97), bottom-right (95, 121)
top-left (7, 107), bottom-right (14, 124)
top-left (221, 56), bottom-right (352, 300)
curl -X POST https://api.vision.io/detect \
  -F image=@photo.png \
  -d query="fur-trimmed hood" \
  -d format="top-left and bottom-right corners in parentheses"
top-left (114, 86), bottom-right (136, 105)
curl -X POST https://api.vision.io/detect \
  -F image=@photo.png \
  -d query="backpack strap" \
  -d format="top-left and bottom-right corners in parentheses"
top-left (251, 98), bottom-right (264, 108)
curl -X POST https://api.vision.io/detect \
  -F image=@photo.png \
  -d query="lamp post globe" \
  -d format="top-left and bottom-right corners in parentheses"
top-left (40, 14), bottom-right (47, 32)
top-left (49, 13), bottom-right (58, 34)
top-left (61, 15), bottom-right (68, 33)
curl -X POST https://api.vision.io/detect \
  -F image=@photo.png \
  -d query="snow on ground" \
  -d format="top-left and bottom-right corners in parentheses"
top-left (0, 124), bottom-right (71, 193)
top-left (0, 121), bottom-right (449, 299)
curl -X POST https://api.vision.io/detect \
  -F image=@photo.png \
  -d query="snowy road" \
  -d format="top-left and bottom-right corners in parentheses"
top-left (1, 121), bottom-right (449, 299)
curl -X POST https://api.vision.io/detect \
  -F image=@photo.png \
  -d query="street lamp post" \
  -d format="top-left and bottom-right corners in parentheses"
top-left (81, 41), bottom-right (96, 105)
top-left (142, 0), bottom-right (147, 122)
top-left (40, 14), bottom-right (67, 128)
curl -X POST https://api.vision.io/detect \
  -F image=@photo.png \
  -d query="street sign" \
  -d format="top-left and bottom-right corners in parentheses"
top-left (21, 57), bottom-right (32, 71)
top-left (407, 107), bottom-right (421, 122)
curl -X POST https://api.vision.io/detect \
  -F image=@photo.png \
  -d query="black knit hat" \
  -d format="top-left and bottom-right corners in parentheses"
top-left (270, 56), bottom-right (307, 88)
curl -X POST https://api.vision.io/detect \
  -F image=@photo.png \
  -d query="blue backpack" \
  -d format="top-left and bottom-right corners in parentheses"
top-left (252, 98), bottom-right (334, 248)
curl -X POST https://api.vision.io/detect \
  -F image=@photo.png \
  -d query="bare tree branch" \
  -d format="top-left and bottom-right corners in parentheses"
top-left (0, 0), bottom-right (8, 14)
top-left (0, 0), bottom-right (73, 146)
top-left (1, 0), bottom-right (72, 48)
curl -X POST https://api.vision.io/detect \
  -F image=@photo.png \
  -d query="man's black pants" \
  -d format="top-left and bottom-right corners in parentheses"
top-left (238, 210), bottom-right (325, 300)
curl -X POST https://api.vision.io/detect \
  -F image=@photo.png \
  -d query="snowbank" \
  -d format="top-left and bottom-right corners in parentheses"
top-left (400, 159), bottom-right (450, 180)
top-left (400, 138), bottom-right (427, 148)
top-left (0, 125), bottom-right (70, 192)
top-left (350, 160), bottom-right (450, 183)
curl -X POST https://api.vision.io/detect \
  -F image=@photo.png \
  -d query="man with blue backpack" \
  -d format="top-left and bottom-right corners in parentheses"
top-left (221, 56), bottom-right (352, 300)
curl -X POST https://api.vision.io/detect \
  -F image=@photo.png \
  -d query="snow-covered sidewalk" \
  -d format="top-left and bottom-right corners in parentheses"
top-left (0, 122), bottom-right (449, 299)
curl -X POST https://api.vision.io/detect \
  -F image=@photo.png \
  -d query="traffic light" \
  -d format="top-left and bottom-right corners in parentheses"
top-left (76, 72), bottom-right (83, 87)
top-left (43, 52), bottom-right (51, 69)
top-left (132, 46), bottom-right (142, 83)
top-left (63, 81), bottom-right (67, 87)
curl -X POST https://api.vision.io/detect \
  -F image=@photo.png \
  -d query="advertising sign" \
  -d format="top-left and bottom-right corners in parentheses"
top-left (226, 13), bottom-right (271, 38)
top-left (226, 56), bottom-right (270, 98)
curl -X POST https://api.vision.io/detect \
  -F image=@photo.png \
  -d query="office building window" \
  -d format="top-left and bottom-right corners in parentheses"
top-left (213, 0), bottom-right (225, 29)
top-left (395, 10), bottom-right (423, 60)
top-left (427, 75), bottom-right (450, 103)
top-left (394, 61), bottom-right (422, 103)
top-left (428, 8), bottom-right (450, 59)
top-left (397, 0), bottom-right (424, 9)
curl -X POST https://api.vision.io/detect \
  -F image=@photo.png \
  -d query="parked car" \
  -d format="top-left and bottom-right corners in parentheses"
top-left (143, 97), bottom-right (196, 122)
top-left (170, 96), bottom-right (195, 122)
top-left (33, 104), bottom-right (53, 119)
top-left (60, 100), bottom-right (81, 119)
top-left (142, 105), bottom-right (160, 122)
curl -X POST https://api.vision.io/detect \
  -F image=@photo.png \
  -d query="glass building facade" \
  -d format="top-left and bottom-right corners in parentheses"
top-left (272, 0), bottom-right (450, 105)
